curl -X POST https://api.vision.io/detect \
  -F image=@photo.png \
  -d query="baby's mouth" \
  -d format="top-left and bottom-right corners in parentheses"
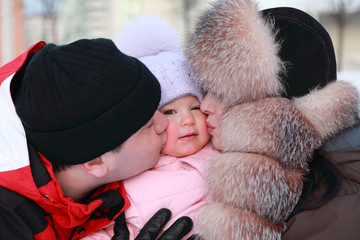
top-left (179, 132), bottom-right (197, 141)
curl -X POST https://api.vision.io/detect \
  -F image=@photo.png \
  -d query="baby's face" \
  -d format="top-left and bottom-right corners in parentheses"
top-left (160, 95), bottom-right (209, 157)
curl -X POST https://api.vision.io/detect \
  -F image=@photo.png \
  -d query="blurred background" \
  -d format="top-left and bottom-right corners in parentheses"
top-left (1, 0), bottom-right (359, 80)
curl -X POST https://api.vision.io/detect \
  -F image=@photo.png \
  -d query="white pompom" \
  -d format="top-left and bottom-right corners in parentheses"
top-left (116, 15), bottom-right (181, 58)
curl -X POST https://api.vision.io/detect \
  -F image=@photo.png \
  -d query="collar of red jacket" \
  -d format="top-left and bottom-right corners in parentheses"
top-left (0, 141), bottom-right (130, 232)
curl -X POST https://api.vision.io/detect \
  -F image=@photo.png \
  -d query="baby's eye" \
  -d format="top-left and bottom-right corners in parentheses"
top-left (164, 109), bottom-right (176, 115)
top-left (191, 106), bottom-right (201, 111)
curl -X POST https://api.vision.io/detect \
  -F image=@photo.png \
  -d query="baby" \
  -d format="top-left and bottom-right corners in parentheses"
top-left (124, 57), bottom-right (218, 238)
top-left (81, 16), bottom-right (218, 240)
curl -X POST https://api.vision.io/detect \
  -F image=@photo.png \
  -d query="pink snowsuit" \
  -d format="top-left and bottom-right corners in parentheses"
top-left (81, 143), bottom-right (218, 239)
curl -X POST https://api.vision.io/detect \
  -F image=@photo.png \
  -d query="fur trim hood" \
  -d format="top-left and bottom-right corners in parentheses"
top-left (186, 0), bottom-right (360, 239)
top-left (186, 0), bottom-right (285, 108)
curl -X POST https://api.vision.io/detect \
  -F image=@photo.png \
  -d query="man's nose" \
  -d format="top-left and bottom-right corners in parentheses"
top-left (154, 111), bottom-right (168, 134)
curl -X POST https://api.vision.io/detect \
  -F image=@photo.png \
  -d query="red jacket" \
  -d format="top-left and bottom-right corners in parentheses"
top-left (0, 42), bottom-right (130, 240)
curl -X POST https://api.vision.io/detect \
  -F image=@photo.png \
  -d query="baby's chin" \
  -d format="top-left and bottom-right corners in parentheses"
top-left (162, 144), bottom-right (205, 158)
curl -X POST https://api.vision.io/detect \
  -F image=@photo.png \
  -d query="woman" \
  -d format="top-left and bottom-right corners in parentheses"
top-left (199, 94), bottom-right (360, 239)
top-left (186, 0), bottom-right (360, 239)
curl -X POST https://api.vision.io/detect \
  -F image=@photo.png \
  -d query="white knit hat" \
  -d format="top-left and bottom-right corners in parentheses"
top-left (117, 15), bottom-right (203, 109)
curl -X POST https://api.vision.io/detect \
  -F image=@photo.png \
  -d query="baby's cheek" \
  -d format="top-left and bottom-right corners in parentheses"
top-left (161, 123), bottom-right (178, 154)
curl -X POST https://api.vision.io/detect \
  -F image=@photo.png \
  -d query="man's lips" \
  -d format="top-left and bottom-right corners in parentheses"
top-left (160, 133), bottom-right (167, 149)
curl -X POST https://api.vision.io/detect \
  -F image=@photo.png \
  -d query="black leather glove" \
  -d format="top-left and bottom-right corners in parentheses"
top-left (112, 208), bottom-right (193, 240)
top-left (112, 212), bottom-right (129, 240)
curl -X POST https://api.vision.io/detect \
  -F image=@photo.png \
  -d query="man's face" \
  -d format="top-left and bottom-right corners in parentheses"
top-left (160, 95), bottom-right (209, 157)
top-left (200, 93), bottom-right (225, 151)
top-left (103, 110), bottom-right (168, 180)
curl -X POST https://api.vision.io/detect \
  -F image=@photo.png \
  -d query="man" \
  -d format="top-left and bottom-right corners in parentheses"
top-left (0, 39), bottom-right (192, 239)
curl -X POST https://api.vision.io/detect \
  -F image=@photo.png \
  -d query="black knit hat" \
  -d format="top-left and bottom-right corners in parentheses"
top-left (14, 38), bottom-right (161, 165)
top-left (261, 7), bottom-right (337, 98)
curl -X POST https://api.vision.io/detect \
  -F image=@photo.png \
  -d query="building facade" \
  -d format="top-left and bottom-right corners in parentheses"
top-left (0, 0), bottom-right (25, 66)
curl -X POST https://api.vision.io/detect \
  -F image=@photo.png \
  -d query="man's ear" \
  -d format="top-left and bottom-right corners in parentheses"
top-left (80, 157), bottom-right (108, 178)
